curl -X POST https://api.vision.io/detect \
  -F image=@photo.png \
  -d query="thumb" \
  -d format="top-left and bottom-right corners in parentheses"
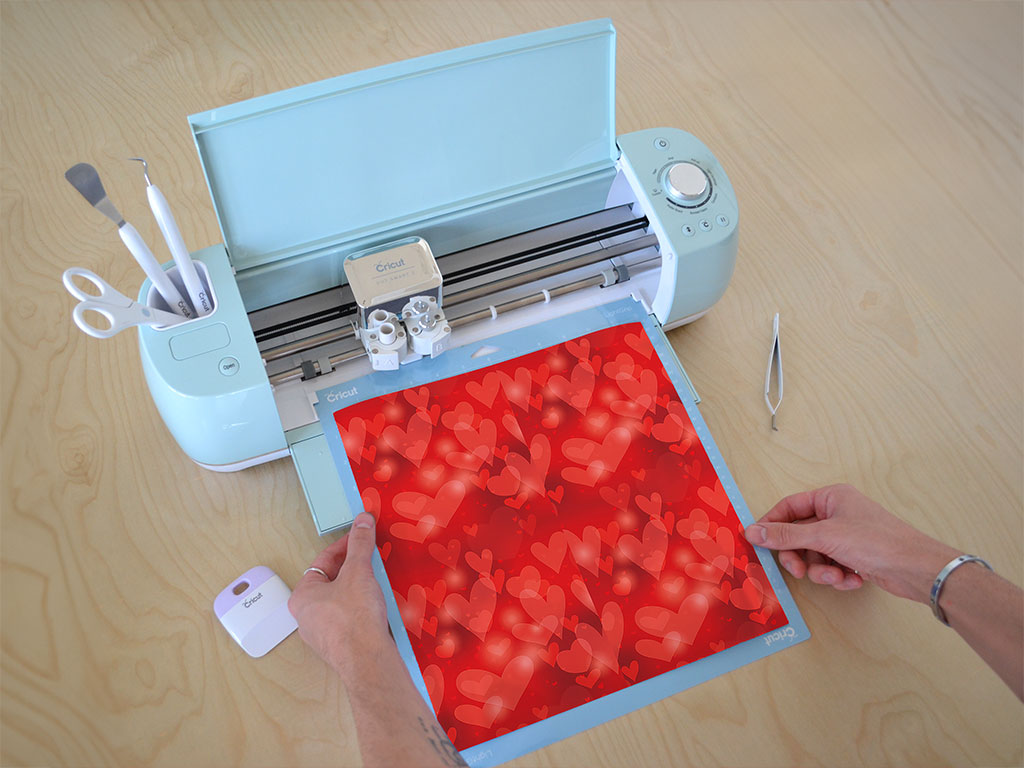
top-left (745, 521), bottom-right (821, 552)
top-left (342, 512), bottom-right (378, 571)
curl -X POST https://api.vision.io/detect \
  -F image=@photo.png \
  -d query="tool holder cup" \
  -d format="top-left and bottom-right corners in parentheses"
top-left (144, 261), bottom-right (217, 329)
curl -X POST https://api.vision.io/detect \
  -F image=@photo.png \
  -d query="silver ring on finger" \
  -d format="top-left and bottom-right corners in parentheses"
top-left (304, 567), bottom-right (330, 580)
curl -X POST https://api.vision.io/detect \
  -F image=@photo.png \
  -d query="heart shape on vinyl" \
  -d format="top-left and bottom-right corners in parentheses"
top-left (575, 601), bottom-right (624, 672)
top-left (340, 415), bottom-right (366, 464)
top-left (602, 352), bottom-right (637, 381)
top-left (505, 434), bottom-right (551, 495)
top-left (520, 584), bottom-right (565, 639)
top-left (561, 428), bottom-right (631, 486)
top-left (506, 565), bottom-right (546, 599)
top-left (531, 530), bottom-right (568, 573)
top-left (465, 371), bottom-right (503, 408)
top-left (440, 400), bottom-right (477, 430)
top-left (635, 594), bottom-right (709, 647)
top-left (395, 584), bottom-right (427, 638)
top-left (731, 571), bottom-right (766, 611)
top-left (624, 331), bottom-right (654, 359)
top-left (422, 664), bottom-right (444, 714)
top-left (444, 576), bottom-right (497, 641)
top-left (615, 367), bottom-right (657, 413)
top-left (454, 697), bottom-right (503, 728)
top-left (393, 481), bottom-right (465, 529)
top-left (691, 527), bottom-right (735, 575)
top-left (565, 526), bottom-right (602, 576)
top-left (676, 508), bottom-right (711, 539)
top-left (556, 637), bottom-right (593, 674)
top-left (389, 515), bottom-right (437, 544)
top-left (453, 419), bottom-right (497, 466)
top-left (428, 539), bottom-right (461, 570)
top-left (618, 519), bottom-right (669, 578)
top-left (381, 411), bottom-right (433, 467)
top-left (456, 655), bottom-right (534, 710)
top-left (698, 479), bottom-right (731, 515)
top-left (498, 367), bottom-right (533, 412)
top-left (651, 402), bottom-right (692, 445)
top-left (547, 360), bottom-right (596, 414)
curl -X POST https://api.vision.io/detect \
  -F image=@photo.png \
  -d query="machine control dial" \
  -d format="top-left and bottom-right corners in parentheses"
top-left (664, 162), bottom-right (710, 206)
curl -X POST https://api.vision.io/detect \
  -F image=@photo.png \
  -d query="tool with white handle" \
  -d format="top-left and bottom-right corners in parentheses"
top-left (64, 162), bottom-right (193, 318)
top-left (131, 158), bottom-right (212, 315)
top-left (63, 267), bottom-right (186, 339)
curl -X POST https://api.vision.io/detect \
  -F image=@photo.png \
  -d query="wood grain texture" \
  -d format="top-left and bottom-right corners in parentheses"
top-left (2, 1), bottom-right (1021, 766)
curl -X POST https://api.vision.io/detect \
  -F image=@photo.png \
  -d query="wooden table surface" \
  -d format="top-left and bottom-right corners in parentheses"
top-left (2, 2), bottom-right (1021, 766)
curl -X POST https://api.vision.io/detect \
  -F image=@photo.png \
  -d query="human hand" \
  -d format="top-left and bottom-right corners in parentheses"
top-left (744, 484), bottom-right (961, 603)
top-left (289, 512), bottom-right (390, 675)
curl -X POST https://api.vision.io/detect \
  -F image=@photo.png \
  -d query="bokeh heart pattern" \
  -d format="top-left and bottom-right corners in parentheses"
top-left (334, 322), bottom-right (787, 750)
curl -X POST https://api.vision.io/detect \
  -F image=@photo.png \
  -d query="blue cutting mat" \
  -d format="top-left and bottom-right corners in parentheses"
top-left (314, 298), bottom-right (809, 766)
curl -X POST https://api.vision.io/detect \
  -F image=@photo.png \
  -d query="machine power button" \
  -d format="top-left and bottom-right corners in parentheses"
top-left (664, 162), bottom-right (710, 206)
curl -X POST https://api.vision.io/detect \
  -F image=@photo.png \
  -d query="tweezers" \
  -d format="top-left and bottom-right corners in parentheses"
top-left (764, 312), bottom-right (783, 430)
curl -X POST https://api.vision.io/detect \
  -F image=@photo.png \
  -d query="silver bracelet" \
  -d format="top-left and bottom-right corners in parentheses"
top-left (930, 554), bottom-right (993, 626)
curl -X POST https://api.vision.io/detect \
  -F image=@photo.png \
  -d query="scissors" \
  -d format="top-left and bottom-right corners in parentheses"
top-left (63, 267), bottom-right (187, 339)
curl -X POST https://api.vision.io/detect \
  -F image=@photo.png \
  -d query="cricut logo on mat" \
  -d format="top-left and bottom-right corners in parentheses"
top-left (466, 749), bottom-right (492, 766)
top-left (326, 386), bottom-right (358, 404)
top-left (763, 626), bottom-right (796, 646)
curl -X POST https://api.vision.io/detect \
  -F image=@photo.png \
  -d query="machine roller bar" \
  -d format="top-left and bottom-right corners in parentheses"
top-left (266, 255), bottom-right (659, 386)
top-left (260, 235), bottom-right (658, 364)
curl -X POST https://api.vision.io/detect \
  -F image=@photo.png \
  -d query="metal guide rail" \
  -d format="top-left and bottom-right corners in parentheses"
top-left (249, 205), bottom-right (658, 385)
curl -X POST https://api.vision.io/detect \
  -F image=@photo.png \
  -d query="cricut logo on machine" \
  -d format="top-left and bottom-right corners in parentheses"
top-left (326, 386), bottom-right (358, 403)
top-left (763, 626), bottom-right (796, 646)
top-left (375, 257), bottom-right (406, 272)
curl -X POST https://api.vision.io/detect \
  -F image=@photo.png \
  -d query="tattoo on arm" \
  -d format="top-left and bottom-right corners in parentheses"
top-left (418, 716), bottom-right (469, 767)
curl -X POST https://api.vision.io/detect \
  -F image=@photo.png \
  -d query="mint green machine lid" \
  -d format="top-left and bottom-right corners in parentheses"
top-left (188, 20), bottom-right (616, 272)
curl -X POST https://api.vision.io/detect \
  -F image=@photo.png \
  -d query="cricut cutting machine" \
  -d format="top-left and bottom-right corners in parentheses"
top-left (138, 19), bottom-right (739, 533)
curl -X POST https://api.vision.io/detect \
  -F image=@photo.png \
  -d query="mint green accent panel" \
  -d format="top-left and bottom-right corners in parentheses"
top-left (289, 430), bottom-right (354, 534)
top-left (188, 19), bottom-right (616, 274)
top-left (137, 245), bottom-right (286, 467)
top-left (168, 322), bottom-right (230, 360)
top-left (235, 167), bottom-right (616, 311)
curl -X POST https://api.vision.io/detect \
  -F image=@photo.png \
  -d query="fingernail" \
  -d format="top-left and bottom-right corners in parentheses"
top-left (746, 525), bottom-right (767, 543)
top-left (822, 571), bottom-right (836, 584)
top-left (354, 513), bottom-right (375, 529)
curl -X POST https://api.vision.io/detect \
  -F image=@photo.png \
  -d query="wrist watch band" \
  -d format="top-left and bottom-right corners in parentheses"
top-left (930, 554), bottom-right (993, 626)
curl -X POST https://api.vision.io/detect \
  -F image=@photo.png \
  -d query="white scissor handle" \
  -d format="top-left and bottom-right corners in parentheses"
top-left (72, 301), bottom-right (127, 339)
top-left (63, 268), bottom-right (185, 339)
top-left (62, 267), bottom-right (131, 306)
top-left (71, 297), bottom-right (186, 339)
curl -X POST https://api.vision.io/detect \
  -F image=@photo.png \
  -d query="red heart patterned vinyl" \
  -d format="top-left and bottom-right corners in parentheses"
top-left (332, 322), bottom-right (787, 751)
